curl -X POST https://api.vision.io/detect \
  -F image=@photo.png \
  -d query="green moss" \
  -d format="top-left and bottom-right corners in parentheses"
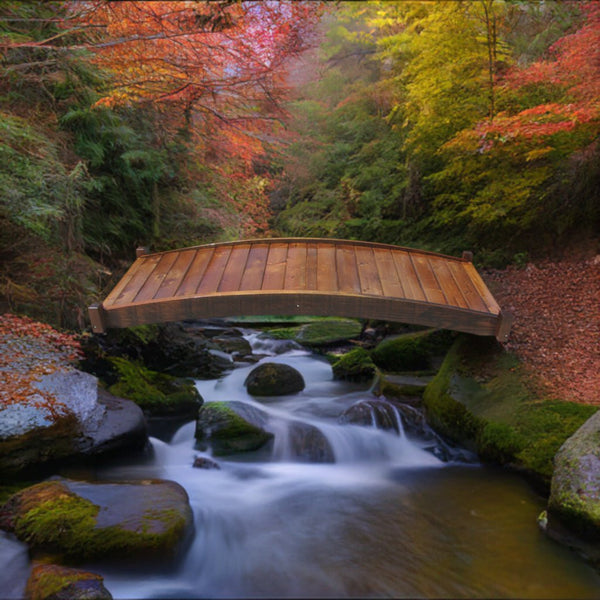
top-left (108, 356), bottom-right (202, 416)
top-left (195, 402), bottom-right (273, 456)
top-left (27, 564), bottom-right (106, 600)
top-left (10, 481), bottom-right (190, 562)
top-left (379, 381), bottom-right (425, 398)
top-left (372, 329), bottom-right (451, 372)
top-left (331, 348), bottom-right (377, 382)
top-left (423, 335), bottom-right (597, 487)
top-left (265, 318), bottom-right (362, 347)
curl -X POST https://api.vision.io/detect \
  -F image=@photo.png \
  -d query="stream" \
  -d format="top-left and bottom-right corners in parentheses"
top-left (3, 330), bottom-right (600, 598)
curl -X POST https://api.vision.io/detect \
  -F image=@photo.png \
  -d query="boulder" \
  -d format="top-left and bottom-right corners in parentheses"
top-left (195, 401), bottom-right (273, 456)
top-left (287, 421), bottom-right (334, 463)
top-left (0, 370), bottom-right (147, 477)
top-left (244, 362), bottom-right (305, 396)
top-left (107, 356), bottom-right (203, 419)
top-left (26, 562), bottom-right (112, 600)
top-left (0, 477), bottom-right (193, 563)
top-left (547, 410), bottom-right (600, 542)
top-left (331, 348), bottom-right (377, 382)
top-left (338, 399), bottom-right (402, 433)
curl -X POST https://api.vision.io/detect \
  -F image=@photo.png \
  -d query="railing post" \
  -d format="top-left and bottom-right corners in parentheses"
top-left (495, 311), bottom-right (513, 342)
top-left (136, 246), bottom-right (150, 258)
top-left (462, 250), bottom-right (473, 262)
top-left (88, 303), bottom-right (107, 334)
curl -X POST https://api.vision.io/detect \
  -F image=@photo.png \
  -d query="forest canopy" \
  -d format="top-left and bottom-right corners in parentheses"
top-left (0, 1), bottom-right (598, 329)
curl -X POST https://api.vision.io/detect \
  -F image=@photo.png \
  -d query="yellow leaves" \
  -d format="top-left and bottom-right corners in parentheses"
top-left (525, 146), bottom-right (553, 162)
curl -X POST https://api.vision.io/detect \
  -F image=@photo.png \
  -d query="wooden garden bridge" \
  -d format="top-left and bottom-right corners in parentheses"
top-left (88, 238), bottom-right (512, 341)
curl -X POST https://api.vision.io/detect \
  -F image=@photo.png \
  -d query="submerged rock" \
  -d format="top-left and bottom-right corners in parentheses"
top-left (339, 399), bottom-right (402, 433)
top-left (26, 562), bottom-right (112, 600)
top-left (0, 477), bottom-right (193, 563)
top-left (195, 401), bottom-right (273, 456)
top-left (244, 362), bottom-right (305, 396)
top-left (287, 421), bottom-right (334, 463)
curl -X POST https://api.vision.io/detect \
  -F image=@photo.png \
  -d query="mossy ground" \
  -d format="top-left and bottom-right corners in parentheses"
top-left (423, 335), bottom-right (596, 489)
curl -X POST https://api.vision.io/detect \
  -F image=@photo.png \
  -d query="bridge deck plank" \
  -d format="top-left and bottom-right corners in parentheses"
top-left (262, 243), bottom-right (288, 290)
top-left (373, 248), bottom-right (405, 298)
top-left (105, 254), bottom-right (161, 307)
top-left (175, 248), bottom-right (212, 297)
top-left (240, 243), bottom-right (268, 291)
top-left (284, 242), bottom-right (307, 291)
top-left (355, 246), bottom-right (383, 296)
top-left (153, 248), bottom-right (197, 300)
top-left (392, 251), bottom-right (426, 302)
top-left (316, 243), bottom-right (337, 291)
top-left (133, 251), bottom-right (180, 303)
top-left (306, 242), bottom-right (318, 290)
top-left (428, 256), bottom-right (469, 309)
top-left (218, 244), bottom-right (251, 292)
top-left (196, 246), bottom-right (232, 294)
top-left (336, 243), bottom-right (361, 293)
top-left (411, 255), bottom-right (448, 305)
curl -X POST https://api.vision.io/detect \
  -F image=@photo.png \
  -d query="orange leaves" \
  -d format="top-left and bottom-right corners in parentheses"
top-left (0, 314), bottom-right (81, 420)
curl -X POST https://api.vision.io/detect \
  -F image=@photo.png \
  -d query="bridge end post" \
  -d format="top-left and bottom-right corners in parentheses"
top-left (462, 250), bottom-right (474, 262)
top-left (495, 311), bottom-right (513, 343)
top-left (88, 303), bottom-right (107, 334)
top-left (136, 246), bottom-right (150, 258)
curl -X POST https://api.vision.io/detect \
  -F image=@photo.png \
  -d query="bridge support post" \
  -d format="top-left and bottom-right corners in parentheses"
top-left (88, 303), bottom-right (107, 334)
top-left (495, 311), bottom-right (513, 343)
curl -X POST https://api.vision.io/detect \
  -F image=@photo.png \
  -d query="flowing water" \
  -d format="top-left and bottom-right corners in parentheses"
top-left (2, 331), bottom-right (600, 598)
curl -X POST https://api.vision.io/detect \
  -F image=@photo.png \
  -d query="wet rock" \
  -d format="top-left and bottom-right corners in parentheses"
top-left (26, 562), bottom-right (112, 600)
top-left (195, 401), bottom-right (273, 456)
top-left (211, 335), bottom-right (252, 360)
top-left (193, 456), bottom-right (221, 470)
top-left (107, 356), bottom-right (203, 419)
top-left (244, 362), bottom-right (305, 396)
top-left (547, 410), bottom-right (600, 543)
top-left (338, 399), bottom-right (401, 433)
top-left (331, 348), bottom-right (377, 382)
top-left (287, 421), bottom-right (334, 463)
top-left (0, 478), bottom-right (193, 563)
top-left (0, 370), bottom-right (147, 477)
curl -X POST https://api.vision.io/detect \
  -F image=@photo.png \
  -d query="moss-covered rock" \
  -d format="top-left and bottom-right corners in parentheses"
top-left (372, 329), bottom-right (452, 372)
top-left (195, 401), bottom-right (273, 456)
top-left (422, 335), bottom-right (596, 489)
top-left (331, 348), bottom-right (377, 382)
top-left (244, 362), bottom-right (305, 396)
top-left (26, 562), bottom-right (112, 600)
top-left (0, 478), bottom-right (193, 563)
top-left (547, 410), bottom-right (600, 541)
top-left (108, 356), bottom-right (202, 418)
top-left (266, 318), bottom-right (362, 348)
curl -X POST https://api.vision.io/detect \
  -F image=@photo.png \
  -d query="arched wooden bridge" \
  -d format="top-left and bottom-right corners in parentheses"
top-left (88, 238), bottom-right (512, 340)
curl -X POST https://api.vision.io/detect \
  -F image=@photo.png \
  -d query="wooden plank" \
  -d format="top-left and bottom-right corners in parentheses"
top-left (105, 254), bottom-right (162, 307)
top-left (196, 246), bottom-right (232, 294)
top-left (355, 246), bottom-right (384, 296)
top-left (174, 248), bottom-right (212, 297)
top-left (261, 243), bottom-right (288, 290)
top-left (240, 243), bottom-right (269, 291)
top-left (410, 254), bottom-right (448, 305)
top-left (391, 250), bottom-right (426, 302)
top-left (316, 243), bottom-right (337, 292)
top-left (463, 262), bottom-right (501, 314)
top-left (153, 249), bottom-right (198, 300)
top-left (133, 252), bottom-right (181, 303)
top-left (218, 244), bottom-right (251, 292)
top-left (446, 261), bottom-right (489, 313)
top-left (372, 248), bottom-right (405, 300)
top-left (284, 242), bottom-right (307, 290)
top-left (336, 244), bottom-right (361, 294)
top-left (306, 242), bottom-right (318, 290)
top-left (428, 256), bottom-right (469, 309)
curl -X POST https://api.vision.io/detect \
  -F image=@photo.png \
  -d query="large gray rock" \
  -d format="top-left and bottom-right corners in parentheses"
top-left (547, 410), bottom-right (600, 542)
top-left (0, 477), bottom-right (193, 563)
top-left (287, 421), bottom-right (334, 463)
top-left (0, 368), bottom-right (147, 477)
top-left (244, 362), bottom-right (305, 397)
